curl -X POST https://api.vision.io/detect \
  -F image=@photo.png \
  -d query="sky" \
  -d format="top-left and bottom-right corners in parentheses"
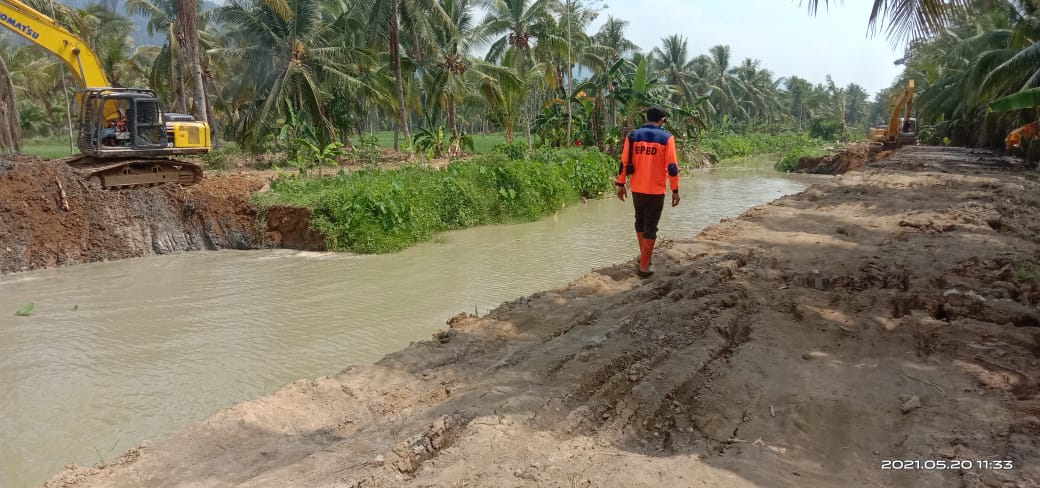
top-left (584, 0), bottom-right (905, 96)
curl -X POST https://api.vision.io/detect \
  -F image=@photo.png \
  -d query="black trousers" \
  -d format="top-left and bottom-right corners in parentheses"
top-left (632, 192), bottom-right (665, 239)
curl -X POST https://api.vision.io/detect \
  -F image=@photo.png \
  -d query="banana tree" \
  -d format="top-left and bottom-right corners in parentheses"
top-left (609, 57), bottom-right (672, 147)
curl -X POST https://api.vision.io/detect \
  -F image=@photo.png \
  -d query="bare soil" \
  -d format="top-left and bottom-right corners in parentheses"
top-left (39, 146), bottom-right (1040, 487)
top-left (0, 157), bottom-right (296, 274)
top-left (796, 143), bottom-right (876, 174)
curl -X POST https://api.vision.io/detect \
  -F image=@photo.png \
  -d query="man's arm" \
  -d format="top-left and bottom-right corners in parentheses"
top-left (666, 136), bottom-right (680, 206)
top-left (616, 133), bottom-right (632, 201)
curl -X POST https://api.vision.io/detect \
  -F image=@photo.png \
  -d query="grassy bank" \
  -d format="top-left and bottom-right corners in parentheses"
top-left (697, 132), bottom-right (819, 162)
top-left (688, 132), bottom-right (830, 172)
top-left (774, 145), bottom-right (829, 172)
top-left (20, 136), bottom-right (77, 159)
top-left (254, 148), bottom-right (616, 254)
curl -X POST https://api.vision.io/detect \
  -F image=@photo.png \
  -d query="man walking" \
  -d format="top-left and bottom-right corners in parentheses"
top-left (616, 105), bottom-right (681, 277)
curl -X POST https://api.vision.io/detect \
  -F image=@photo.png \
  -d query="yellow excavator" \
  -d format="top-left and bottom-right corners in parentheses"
top-left (869, 80), bottom-right (917, 148)
top-left (0, 0), bottom-right (209, 187)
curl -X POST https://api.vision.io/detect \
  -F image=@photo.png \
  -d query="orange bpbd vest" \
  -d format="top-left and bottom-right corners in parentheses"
top-left (616, 124), bottom-right (680, 195)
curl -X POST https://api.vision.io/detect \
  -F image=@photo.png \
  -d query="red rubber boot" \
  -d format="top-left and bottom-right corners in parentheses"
top-left (638, 238), bottom-right (655, 277)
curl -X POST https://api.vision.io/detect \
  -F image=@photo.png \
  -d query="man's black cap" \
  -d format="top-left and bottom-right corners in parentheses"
top-left (646, 105), bottom-right (668, 122)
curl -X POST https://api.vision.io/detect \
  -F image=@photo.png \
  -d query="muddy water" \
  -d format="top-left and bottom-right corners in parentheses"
top-left (0, 156), bottom-right (815, 487)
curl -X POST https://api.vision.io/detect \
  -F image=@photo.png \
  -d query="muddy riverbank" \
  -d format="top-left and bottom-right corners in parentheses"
top-left (43, 146), bottom-right (1040, 487)
top-left (0, 157), bottom-right (271, 274)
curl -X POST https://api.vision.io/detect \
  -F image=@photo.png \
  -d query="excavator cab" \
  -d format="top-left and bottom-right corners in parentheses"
top-left (77, 88), bottom-right (176, 156)
top-left (898, 118), bottom-right (917, 145)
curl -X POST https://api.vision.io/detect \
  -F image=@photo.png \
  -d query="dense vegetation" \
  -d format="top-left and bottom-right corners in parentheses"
top-left (802, 0), bottom-right (1040, 153)
top-left (1, 0), bottom-right (877, 164)
top-left (254, 147), bottom-right (616, 252)
top-left (882, 1), bottom-right (1040, 150)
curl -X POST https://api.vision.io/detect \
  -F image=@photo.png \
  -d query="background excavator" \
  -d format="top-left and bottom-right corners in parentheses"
top-left (0, 0), bottom-right (210, 188)
top-left (869, 80), bottom-right (916, 148)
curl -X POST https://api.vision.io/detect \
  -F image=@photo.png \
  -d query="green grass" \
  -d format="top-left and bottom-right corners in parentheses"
top-left (774, 144), bottom-right (829, 172)
top-left (363, 131), bottom-right (507, 154)
top-left (254, 147), bottom-right (616, 254)
top-left (698, 133), bottom-right (819, 161)
top-left (21, 136), bottom-right (78, 159)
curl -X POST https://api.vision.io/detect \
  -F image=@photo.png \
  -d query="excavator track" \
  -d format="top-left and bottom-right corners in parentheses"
top-left (61, 155), bottom-right (203, 189)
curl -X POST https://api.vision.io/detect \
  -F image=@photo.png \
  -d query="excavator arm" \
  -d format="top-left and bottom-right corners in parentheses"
top-left (0, 0), bottom-right (109, 87)
top-left (869, 80), bottom-right (916, 147)
top-left (885, 79), bottom-right (915, 144)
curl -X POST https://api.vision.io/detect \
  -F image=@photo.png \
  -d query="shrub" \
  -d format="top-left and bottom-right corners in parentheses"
top-left (256, 148), bottom-right (616, 253)
top-left (490, 141), bottom-right (529, 160)
top-left (775, 145), bottom-right (827, 172)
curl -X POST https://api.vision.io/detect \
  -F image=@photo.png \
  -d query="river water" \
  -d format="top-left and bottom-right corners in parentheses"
top-left (0, 156), bottom-right (815, 487)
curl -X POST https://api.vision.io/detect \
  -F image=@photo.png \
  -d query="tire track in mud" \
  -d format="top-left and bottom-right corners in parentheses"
top-left (543, 252), bottom-right (758, 452)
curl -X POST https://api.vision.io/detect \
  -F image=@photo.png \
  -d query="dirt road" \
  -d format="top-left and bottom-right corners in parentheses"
top-left (45, 146), bottom-right (1040, 488)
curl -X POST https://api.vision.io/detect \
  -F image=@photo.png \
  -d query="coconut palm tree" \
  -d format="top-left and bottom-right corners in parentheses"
top-left (215, 0), bottom-right (373, 149)
top-left (426, 0), bottom-right (521, 141)
top-left (175, 0), bottom-right (207, 122)
top-left (541, 0), bottom-right (606, 144)
top-left (0, 54), bottom-right (21, 152)
top-left (730, 58), bottom-right (782, 126)
top-left (364, 0), bottom-right (449, 150)
top-left (593, 15), bottom-right (637, 61)
top-left (782, 75), bottom-right (815, 127)
top-left (0, 40), bottom-right (69, 131)
top-left (650, 34), bottom-right (696, 106)
top-left (479, 0), bottom-right (554, 142)
top-left (806, 0), bottom-right (972, 43)
top-left (126, 0), bottom-right (208, 111)
top-left (845, 82), bottom-right (870, 125)
top-left (77, 4), bottom-right (137, 86)
top-left (824, 74), bottom-right (849, 139)
top-left (696, 44), bottom-right (744, 123)
top-left (895, 1), bottom-right (1038, 146)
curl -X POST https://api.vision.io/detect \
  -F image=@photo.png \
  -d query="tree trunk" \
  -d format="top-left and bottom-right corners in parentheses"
top-left (176, 0), bottom-right (206, 124)
top-left (390, 0), bottom-right (410, 152)
top-left (448, 98), bottom-right (458, 139)
top-left (169, 24), bottom-right (185, 113)
top-left (205, 80), bottom-right (220, 147)
top-left (0, 55), bottom-right (21, 153)
top-left (566, 63), bottom-right (572, 146)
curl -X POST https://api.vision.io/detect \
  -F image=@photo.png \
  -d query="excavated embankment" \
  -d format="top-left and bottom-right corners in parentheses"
top-left (0, 157), bottom-right (323, 274)
top-left (41, 146), bottom-right (1040, 488)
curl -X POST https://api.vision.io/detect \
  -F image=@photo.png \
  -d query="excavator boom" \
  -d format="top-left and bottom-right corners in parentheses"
top-left (0, 0), bottom-right (108, 87)
top-left (869, 80), bottom-right (916, 148)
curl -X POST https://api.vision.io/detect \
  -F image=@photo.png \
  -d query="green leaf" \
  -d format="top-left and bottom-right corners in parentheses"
top-left (633, 58), bottom-right (648, 95)
top-left (990, 88), bottom-right (1040, 112)
top-left (15, 303), bottom-right (34, 316)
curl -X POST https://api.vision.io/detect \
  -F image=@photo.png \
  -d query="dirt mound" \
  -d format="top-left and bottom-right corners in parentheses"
top-left (46, 147), bottom-right (1040, 488)
top-left (0, 157), bottom-right (270, 273)
top-left (795, 144), bottom-right (873, 174)
top-left (264, 205), bottom-right (327, 251)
